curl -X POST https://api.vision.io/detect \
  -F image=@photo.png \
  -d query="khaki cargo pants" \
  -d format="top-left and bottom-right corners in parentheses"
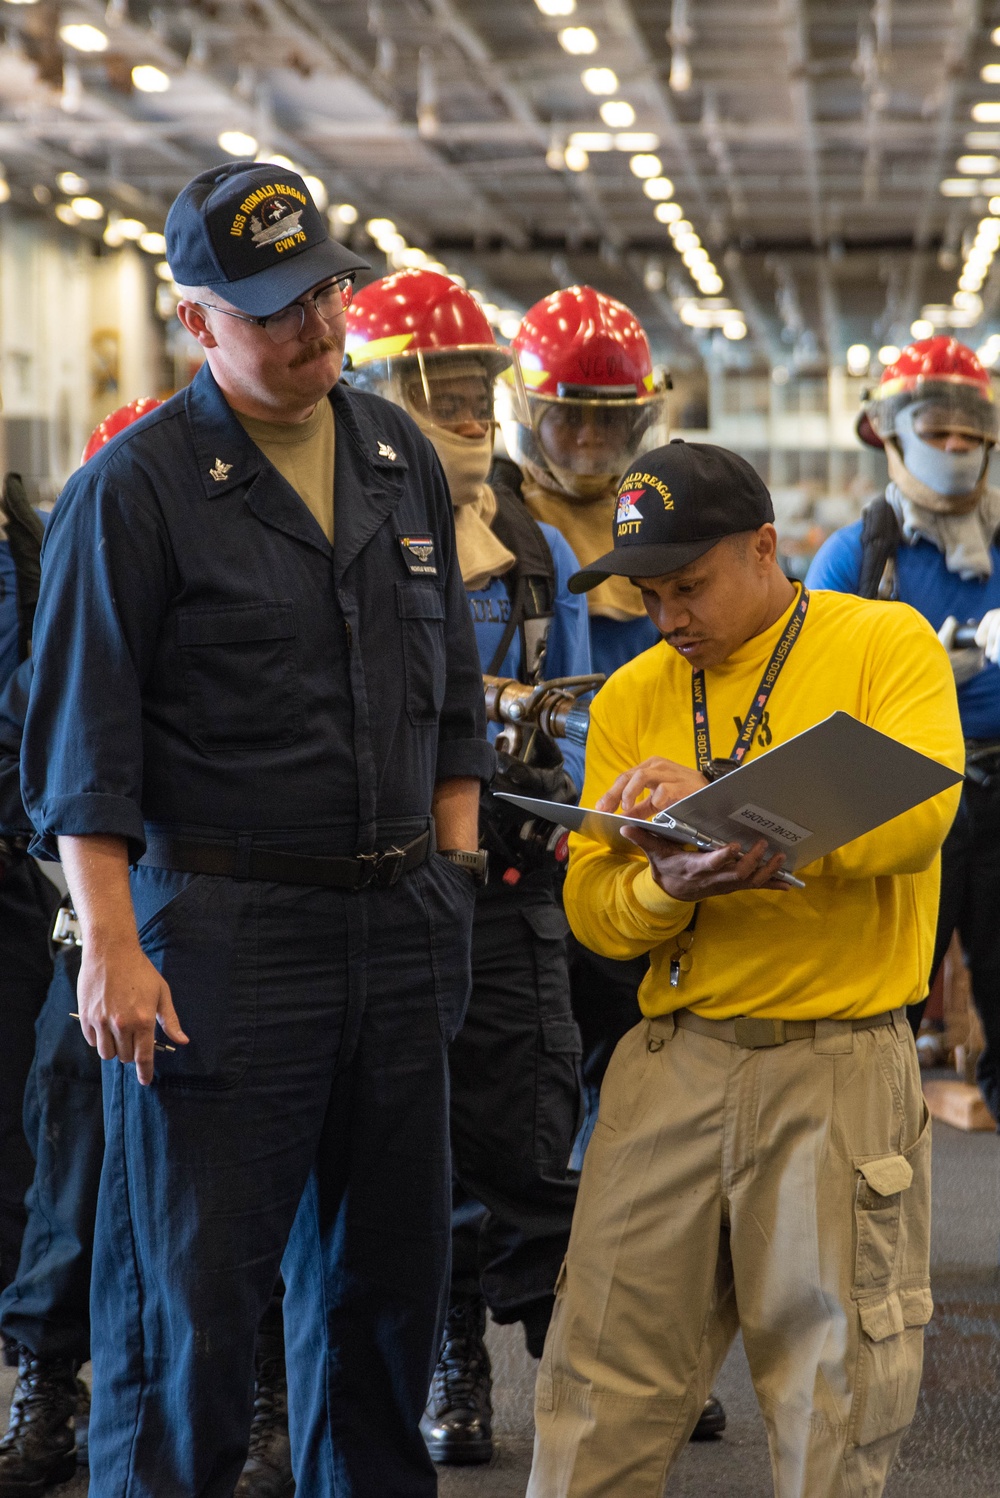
top-left (527, 1008), bottom-right (932, 1498)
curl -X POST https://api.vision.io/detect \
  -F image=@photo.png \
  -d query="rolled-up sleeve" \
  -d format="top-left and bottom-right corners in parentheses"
top-left (0, 657), bottom-right (32, 836)
top-left (22, 465), bottom-right (172, 861)
top-left (428, 452), bottom-right (495, 785)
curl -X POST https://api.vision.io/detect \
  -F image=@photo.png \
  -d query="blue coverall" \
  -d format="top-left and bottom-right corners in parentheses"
top-left (808, 520), bottom-right (1000, 1118)
top-left (451, 518), bottom-right (591, 1346)
top-left (21, 364), bottom-right (494, 1498)
top-left (0, 540), bottom-right (60, 1303)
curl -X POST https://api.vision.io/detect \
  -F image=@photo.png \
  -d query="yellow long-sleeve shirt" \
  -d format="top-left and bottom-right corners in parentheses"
top-left (564, 585), bottom-right (965, 1020)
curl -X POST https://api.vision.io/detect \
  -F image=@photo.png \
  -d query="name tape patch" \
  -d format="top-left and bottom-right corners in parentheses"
top-left (398, 534), bottom-right (438, 576)
top-left (730, 803), bottom-right (812, 848)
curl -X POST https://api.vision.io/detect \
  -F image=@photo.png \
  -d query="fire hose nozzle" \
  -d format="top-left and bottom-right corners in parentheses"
top-left (953, 621), bottom-right (981, 650)
top-left (483, 674), bottom-right (605, 746)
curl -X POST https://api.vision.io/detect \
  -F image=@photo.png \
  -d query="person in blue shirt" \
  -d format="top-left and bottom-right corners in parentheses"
top-left (21, 164), bottom-right (493, 1498)
top-left (808, 335), bottom-right (1000, 1121)
top-left (346, 269), bottom-right (592, 1466)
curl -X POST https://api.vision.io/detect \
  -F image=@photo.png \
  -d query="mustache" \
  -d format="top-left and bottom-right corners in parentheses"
top-left (289, 336), bottom-right (339, 369)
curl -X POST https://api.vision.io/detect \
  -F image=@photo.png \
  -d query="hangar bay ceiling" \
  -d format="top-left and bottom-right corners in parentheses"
top-left (0, 0), bottom-right (998, 377)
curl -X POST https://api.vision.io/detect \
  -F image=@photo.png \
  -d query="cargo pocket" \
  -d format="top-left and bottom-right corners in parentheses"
top-left (397, 581), bottom-right (446, 727)
top-left (849, 1287), bottom-right (933, 1446)
top-left (850, 1105), bottom-right (933, 1446)
top-left (521, 902), bottom-right (582, 1169)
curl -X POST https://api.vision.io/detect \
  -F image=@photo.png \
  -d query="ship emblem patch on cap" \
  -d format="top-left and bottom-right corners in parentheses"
top-left (230, 182), bottom-right (310, 257)
top-left (251, 198), bottom-right (303, 248)
top-left (616, 490), bottom-right (644, 525)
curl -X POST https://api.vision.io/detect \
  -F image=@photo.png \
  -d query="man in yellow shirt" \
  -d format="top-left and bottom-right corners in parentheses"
top-left (526, 441), bottom-right (964, 1498)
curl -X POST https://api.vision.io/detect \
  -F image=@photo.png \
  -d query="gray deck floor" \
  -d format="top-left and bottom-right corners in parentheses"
top-left (3, 1116), bottom-right (998, 1496)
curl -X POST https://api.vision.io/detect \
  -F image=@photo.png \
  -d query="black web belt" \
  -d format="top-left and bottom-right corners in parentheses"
top-left (138, 831), bottom-right (431, 891)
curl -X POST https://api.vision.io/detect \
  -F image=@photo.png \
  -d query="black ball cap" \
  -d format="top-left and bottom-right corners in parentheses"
top-left (567, 439), bottom-right (774, 594)
top-left (165, 161), bottom-right (370, 318)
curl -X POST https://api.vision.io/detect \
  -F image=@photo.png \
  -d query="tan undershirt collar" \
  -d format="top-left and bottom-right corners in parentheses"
top-left (236, 399), bottom-right (335, 544)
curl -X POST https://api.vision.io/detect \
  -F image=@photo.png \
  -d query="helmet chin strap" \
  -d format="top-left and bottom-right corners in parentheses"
top-left (884, 438), bottom-right (987, 516)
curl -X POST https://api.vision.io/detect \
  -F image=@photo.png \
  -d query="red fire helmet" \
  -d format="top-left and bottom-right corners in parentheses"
top-left (344, 269), bottom-right (511, 429)
top-left (498, 286), bottom-right (669, 500)
top-left (82, 397), bottom-right (162, 464)
top-left (511, 285), bottom-right (656, 397)
top-left (860, 335), bottom-right (997, 449)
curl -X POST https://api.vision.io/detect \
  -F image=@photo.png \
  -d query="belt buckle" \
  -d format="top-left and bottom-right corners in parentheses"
top-left (733, 1017), bottom-right (786, 1049)
top-left (374, 845), bottom-right (407, 888)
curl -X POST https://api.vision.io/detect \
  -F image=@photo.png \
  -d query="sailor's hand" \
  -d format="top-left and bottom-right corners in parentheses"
top-left (975, 608), bottom-right (1000, 665)
top-left (597, 757), bottom-right (708, 816)
top-left (621, 829), bottom-right (789, 899)
top-left (77, 938), bottom-right (188, 1087)
top-left (939, 615), bottom-right (986, 685)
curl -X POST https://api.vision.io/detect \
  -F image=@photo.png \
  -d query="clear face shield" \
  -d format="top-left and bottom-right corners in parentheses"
top-left (497, 363), bottom-right (671, 501)
top-left (348, 346), bottom-right (511, 438)
top-left (870, 380), bottom-right (999, 447)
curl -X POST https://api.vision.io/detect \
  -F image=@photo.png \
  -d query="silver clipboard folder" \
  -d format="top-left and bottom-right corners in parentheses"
top-left (495, 711), bottom-right (963, 876)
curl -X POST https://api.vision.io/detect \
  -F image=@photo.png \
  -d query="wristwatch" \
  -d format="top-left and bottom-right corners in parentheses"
top-left (439, 848), bottom-right (489, 885)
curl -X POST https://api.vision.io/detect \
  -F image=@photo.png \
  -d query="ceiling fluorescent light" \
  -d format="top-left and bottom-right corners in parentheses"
top-left (59, 23), bottom-right (107, 52)
top-left (615, 132), bottom-right (660, 151)
top-left (558, 26), bottom-right (597, 54)
top-left (582, 67), bottom-right (618, 94)
top-left (568, 132), bottom-right (613, 151)
top-left (600, 100), bottom-right (635, 128)
top-left (956, 154), bottom-right (1000, 174)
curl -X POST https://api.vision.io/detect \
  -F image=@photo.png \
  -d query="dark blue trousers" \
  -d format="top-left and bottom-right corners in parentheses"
top-left (0, 859), bottom-right (60, 1295)
top-left (449, 881), bottom-right (581, 1351)
top-left (90, 859), bottom-right (472, 1498)
top-left (0, 947), bottom-right (102, 1362)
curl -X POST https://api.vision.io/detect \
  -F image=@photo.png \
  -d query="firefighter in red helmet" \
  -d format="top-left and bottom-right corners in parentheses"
top-left (496, 285), bottom-right (726, 1443)
top-left (498, 286), bottom-right (670, 676)
top-left (809, 335), bottom-right (1000, 1117)
top-left (347, 269), bottom-right (592, 1466)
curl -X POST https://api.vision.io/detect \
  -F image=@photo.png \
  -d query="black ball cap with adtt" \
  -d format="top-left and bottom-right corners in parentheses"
top-left (165, 161), bottom-right (371, 318)
top-left (567, 439), bottom-right (774, 594)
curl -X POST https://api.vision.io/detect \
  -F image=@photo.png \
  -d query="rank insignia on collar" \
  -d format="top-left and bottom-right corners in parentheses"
top-left (377, 441), bottom-right (397, 462)
top-left (209, 458), bottom-right (232, 482)
top-left (397, 534), bottom-right (437, 576)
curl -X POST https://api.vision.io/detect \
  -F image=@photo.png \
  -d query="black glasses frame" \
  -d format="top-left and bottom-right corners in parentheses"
top-left (194, 274), bottom-right (356, 344)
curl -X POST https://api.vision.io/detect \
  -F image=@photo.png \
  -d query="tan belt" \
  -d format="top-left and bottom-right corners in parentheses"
top-left (665, 1007), bottom-right (905, 1050)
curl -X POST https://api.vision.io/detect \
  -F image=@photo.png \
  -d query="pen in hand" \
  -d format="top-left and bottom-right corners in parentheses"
top-left (68, 1013), bottom-right (177, 1053)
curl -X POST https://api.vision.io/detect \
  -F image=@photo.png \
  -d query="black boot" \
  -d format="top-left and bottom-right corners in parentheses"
top-left (72, 1378), bottom-right (90, 1469)
top-left (234, 1348), bottom-right (294, 1498)
top-left (420, 1297), bottom-right (493, 1466)
top-left (690, 1392), bottom-right (727, 1440)
top-left (0, 1350), bottom-right (78, 1496)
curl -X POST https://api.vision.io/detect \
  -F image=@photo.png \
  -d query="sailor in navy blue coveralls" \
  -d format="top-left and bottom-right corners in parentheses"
top-left (21, 161), bottom-right (493, 1498)
top-left (0, 492), bottom-right (60, 1307)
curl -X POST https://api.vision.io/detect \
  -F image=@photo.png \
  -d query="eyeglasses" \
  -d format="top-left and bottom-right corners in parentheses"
top-left (195, 275), bottom-right (355, 346)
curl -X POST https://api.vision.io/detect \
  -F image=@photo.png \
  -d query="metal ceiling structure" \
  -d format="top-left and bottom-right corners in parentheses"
top-left (1, 0), bottom-right (1000, 375)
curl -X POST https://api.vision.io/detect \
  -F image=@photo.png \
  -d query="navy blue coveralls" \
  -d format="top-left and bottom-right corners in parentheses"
top-left (21, 363), bottom-right (494, 1498)
top-left (0, 656), bottom-right (106, 1370)
top-left (0, 541), bottom-right (60, 1304)
top-left (452, 514), bottom-right (589, 1351)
